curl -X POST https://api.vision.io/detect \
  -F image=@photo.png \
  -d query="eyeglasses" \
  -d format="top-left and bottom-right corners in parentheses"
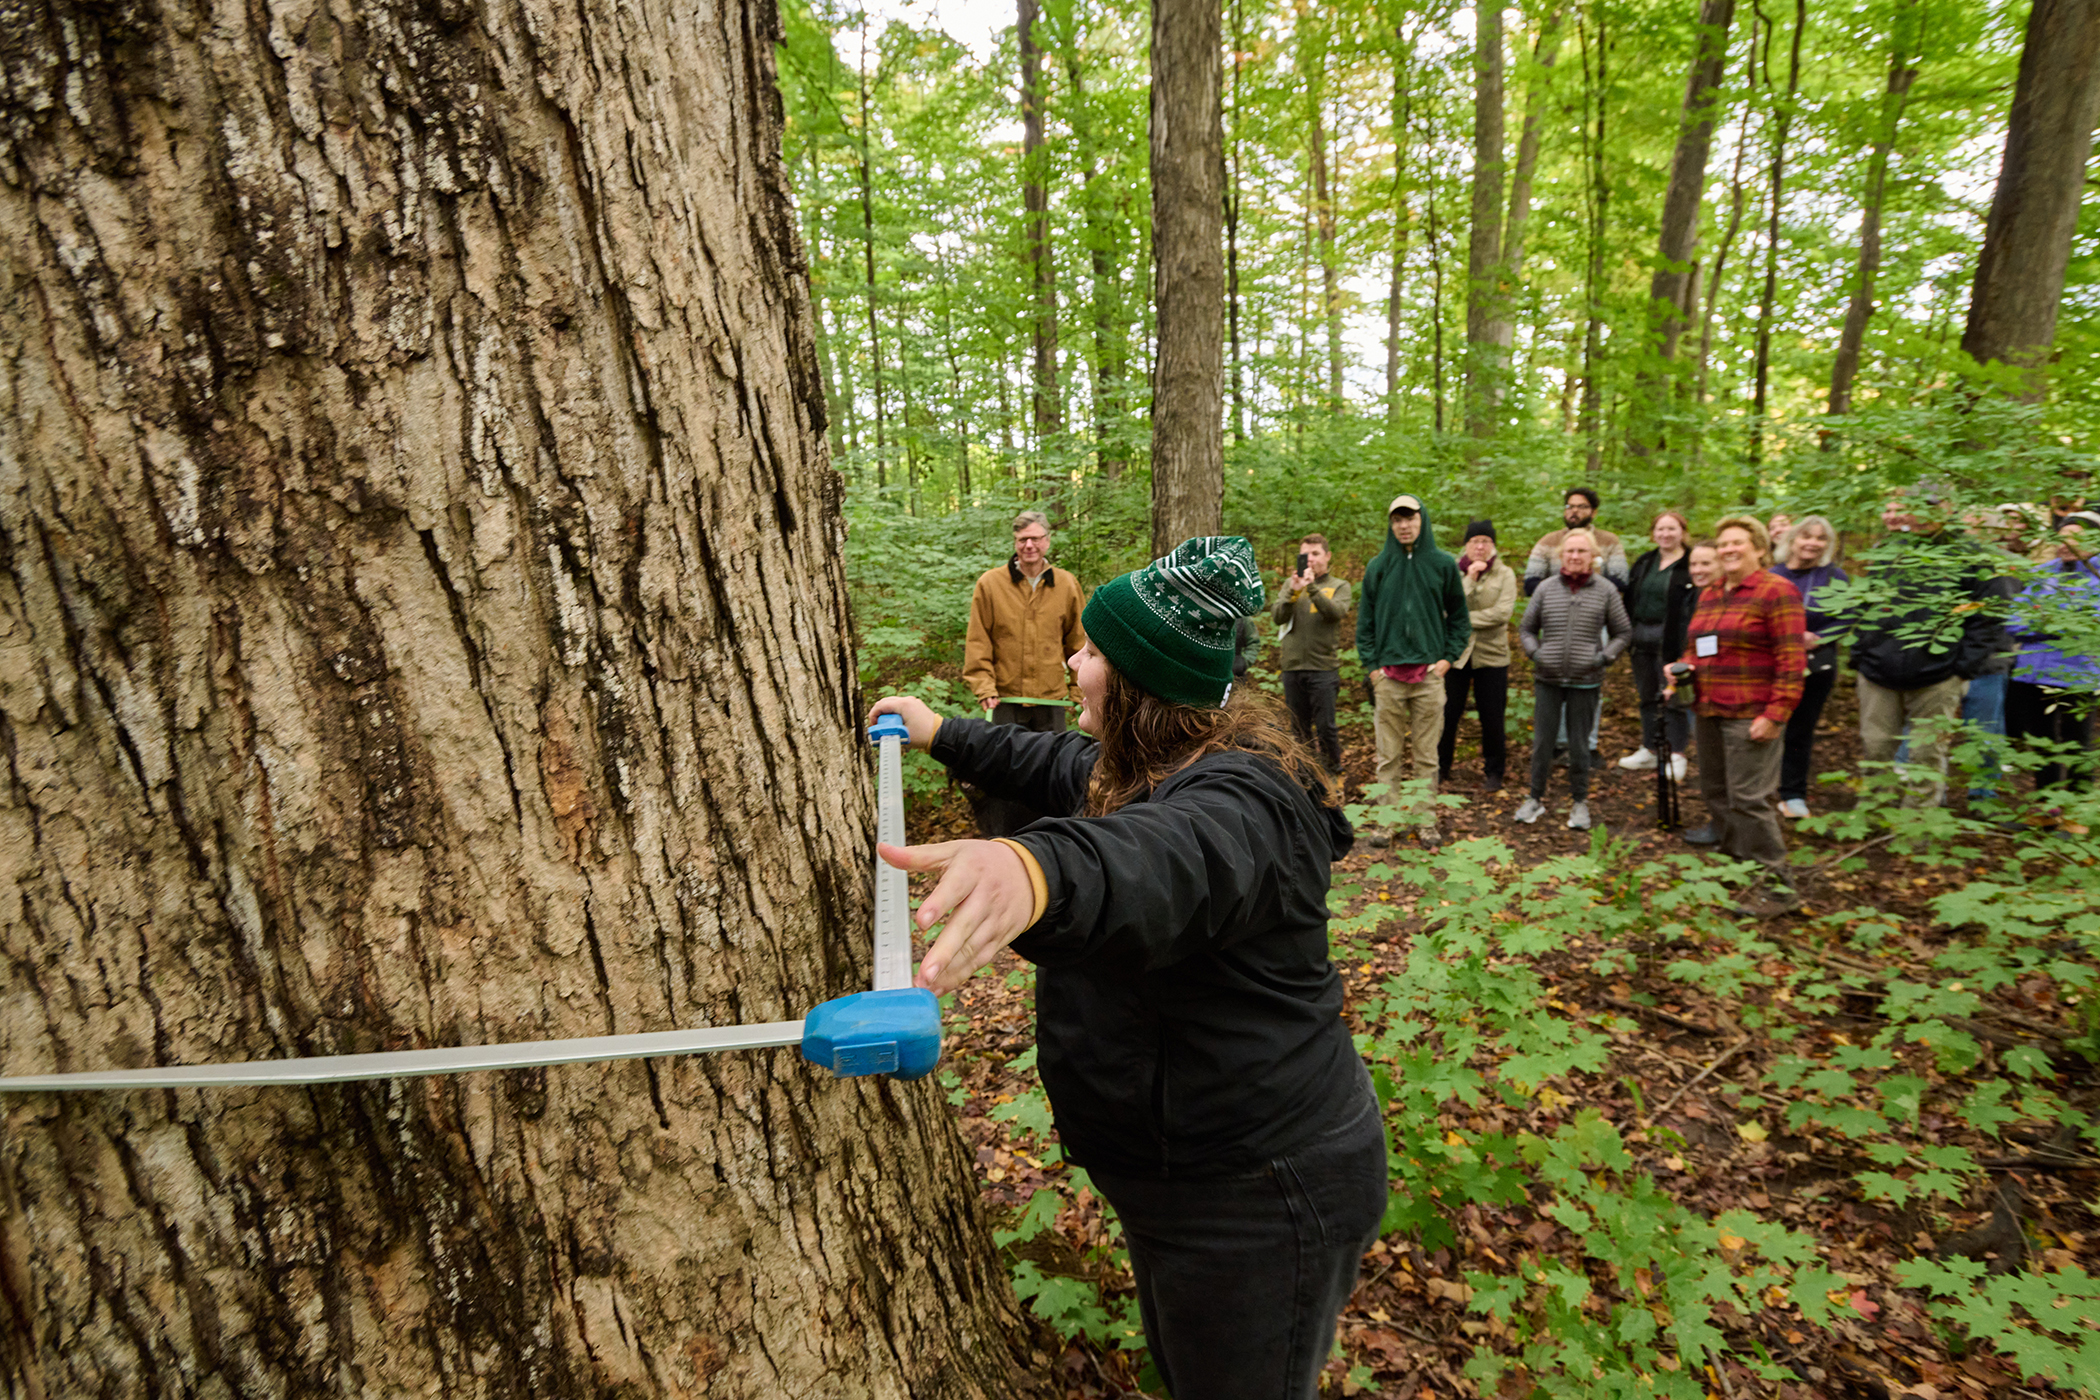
top-left (1015, 533), bottom-right (1049, 545)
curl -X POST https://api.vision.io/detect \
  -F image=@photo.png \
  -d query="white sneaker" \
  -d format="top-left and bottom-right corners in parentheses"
top-left (1780, 798), bottom-right (1809, 819)
top-left (1618, 747), bottom-right (1658, 771)
top-left (1513, 797), bottom-right (1546, 824)
top-left (1567, 801), bottom-right (1592, 830)
top-left (1668, 753), bottom-right (1689, 782)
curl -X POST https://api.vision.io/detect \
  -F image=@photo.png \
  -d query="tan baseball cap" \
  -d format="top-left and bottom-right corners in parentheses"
top-left (1388, 494), bottom-right (1423, 515)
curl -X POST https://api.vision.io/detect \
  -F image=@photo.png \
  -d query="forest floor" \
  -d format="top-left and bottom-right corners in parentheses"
top-left (881, 650), bottom-right (2098, 1399)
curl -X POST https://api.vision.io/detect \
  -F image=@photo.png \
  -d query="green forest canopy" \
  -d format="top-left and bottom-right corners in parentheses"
top-left (776, 0), bottom-right (2096, 640)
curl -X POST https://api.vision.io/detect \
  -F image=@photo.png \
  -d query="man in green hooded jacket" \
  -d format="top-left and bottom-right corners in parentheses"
top-left (1355, 493), bottom-right (1471, 844)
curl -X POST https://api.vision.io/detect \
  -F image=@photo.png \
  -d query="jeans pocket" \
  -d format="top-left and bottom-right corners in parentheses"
top-left (1277, 1127), bottom-right (1388, 1248)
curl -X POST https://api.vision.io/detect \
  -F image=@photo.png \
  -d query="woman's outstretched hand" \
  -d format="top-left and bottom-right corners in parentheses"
top-left (877, 839), bottom-right (1036, 993)
top-left (868, 695), bottom-right (944, 750)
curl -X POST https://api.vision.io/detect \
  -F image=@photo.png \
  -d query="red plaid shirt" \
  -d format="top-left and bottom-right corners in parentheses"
top-left (1678, 570), bottom-right (1805, 723)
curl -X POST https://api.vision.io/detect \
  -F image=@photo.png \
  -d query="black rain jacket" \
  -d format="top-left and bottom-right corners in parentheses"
top-left (928, 718), bottom-right (1366, 1178)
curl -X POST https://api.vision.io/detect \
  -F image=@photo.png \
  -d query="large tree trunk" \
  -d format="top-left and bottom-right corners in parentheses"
top-left (0, 0), bottom-right (1045, 1396)
top-left (1150, 0), bottom-right (1225, 555)
top-left (1827, 0), bottom-right (1921, 422)
top-left (1958, 0), bottom-right (2100, 400)
top-left (1020, 0), bottom-right (1063, 442)
top-left (1463, 0), bottom-right (1507, 441)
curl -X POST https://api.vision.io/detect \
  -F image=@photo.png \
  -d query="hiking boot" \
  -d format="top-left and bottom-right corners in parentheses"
top-left (1567, 801), bottom-right (1592, 830)
top-left (1481, 775), bottom-right (1504, 794)
top-left (1513, 797), bottom-right (1546, 825)
top-left (1618, 747), bottom-right (1657, 771)
top-left (1681, 823), bottom-right (1720, 846)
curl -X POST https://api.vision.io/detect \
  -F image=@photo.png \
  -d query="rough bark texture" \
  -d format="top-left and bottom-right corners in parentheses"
top-left (0, 0), bottom-right (1046, 1395)
top-left (1462, 0), bottom-right (1506, 441)
top-left (1149, 0), bottom-right (1224, 556)
top-left (1958, 0), bottom-right (2100, 400)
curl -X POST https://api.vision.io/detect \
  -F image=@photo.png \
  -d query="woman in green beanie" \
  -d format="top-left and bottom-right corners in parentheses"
top-left (871, 536), bottom-right (1384, 1400)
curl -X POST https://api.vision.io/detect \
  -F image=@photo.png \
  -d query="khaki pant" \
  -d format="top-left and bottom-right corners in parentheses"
top-left (1695, 715), bottom-right (1788, 879)
top-left (1373, 672), bottom-right (1445, 812)
top-left (1858, 675), bottom-right (1966, 807)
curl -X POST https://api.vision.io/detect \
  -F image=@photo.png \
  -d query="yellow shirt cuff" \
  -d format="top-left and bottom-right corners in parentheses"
top-left (991, 838), bottom-right (1049, 927)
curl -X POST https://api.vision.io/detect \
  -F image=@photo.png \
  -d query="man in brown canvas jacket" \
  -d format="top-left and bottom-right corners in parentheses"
top-left (962, 510), bottom-right (1087, 833)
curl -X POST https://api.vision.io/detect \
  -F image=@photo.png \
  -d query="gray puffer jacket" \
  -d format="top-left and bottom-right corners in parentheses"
top-left (1520, 574), bottom-right (1632, 686)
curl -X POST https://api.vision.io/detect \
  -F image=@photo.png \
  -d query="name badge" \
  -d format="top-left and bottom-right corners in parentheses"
top-left (1694, 633), bottom-right (1720, 658)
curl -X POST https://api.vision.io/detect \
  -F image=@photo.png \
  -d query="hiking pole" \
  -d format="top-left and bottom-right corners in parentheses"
top-left (1656, 731), bottom-right (1681, 830)
top-left (0, 716), bottom-right (941, 1093)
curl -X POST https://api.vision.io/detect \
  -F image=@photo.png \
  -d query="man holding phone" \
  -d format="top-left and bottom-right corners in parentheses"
top-left (1273, 534), bottom-right (1351, 775)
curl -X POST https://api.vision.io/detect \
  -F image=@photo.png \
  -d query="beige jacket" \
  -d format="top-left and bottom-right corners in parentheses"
top-left (963, 560), bottom-right (1087, 705)
top-left (1455, 556), bottom-right (1517, 669)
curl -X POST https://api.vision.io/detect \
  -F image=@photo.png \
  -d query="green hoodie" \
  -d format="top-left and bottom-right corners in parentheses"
top-left (1355, 500), bottom-right (1470, 668)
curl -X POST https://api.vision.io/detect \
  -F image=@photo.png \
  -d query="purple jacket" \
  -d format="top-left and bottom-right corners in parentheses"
top-left (2008, 557), bottom-right (2100, 690)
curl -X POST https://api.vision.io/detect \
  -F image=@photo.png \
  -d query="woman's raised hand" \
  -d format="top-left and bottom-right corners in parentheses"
top-left (868, 695), bottom-right (944, 750)
top-left (877, 839), bottom-right (1037, 993)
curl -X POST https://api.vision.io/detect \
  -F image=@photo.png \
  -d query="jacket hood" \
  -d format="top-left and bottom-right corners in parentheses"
top-left (1377, 497), bottom-right (1449, 562)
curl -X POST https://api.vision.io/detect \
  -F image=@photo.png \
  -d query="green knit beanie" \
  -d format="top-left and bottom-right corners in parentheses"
top-left (1082, 536), bottom-right (1265, 706)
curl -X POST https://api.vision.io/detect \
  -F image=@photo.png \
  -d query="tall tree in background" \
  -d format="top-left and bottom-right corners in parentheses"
top-left (1150, 0), bottom-right (1226, 554)
top-left (1502, 8), bottom-right (1566, 291)
top-left (1959, 0), bottom-right (2100, 401)
top-left (1058, 12), bottom-right (1133, 476)
top-left (1628, 0), bottom-right (1736, 458)
top-left (1748, 0), bottom-right (1806, 468)
top-left (1021, 0), bottom-right (1063, 444)
top-left (1827, 0), bottom-right (1922, 422)
top-left (1464, 1), bottom-right (1510, 441)
top-left (0, 0), bottom-right (1045, 1393)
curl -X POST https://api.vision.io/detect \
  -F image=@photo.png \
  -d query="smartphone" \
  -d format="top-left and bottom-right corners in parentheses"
top-left (1296, 551), bottom-right (1310, 575)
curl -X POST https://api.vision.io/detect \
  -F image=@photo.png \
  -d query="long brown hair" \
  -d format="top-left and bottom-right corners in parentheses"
top-left (1086, 662), bottom-right (1340, 816)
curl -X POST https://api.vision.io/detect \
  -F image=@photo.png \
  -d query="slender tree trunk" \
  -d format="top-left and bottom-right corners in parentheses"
top-left (1227, 0), bottom-right (1248, 444)
top-left (1425, 111), bottom-right (1449, 436)
top-left (1748, 0), bottom-right (1804, 467)
top-left (0, 0), bottom-right (1049, 1394)
top-left (1150, 0), bottom-right (1226, 553)
top-left (1020, 0), bottom-right (1062, 441)
top-left (1464, 1), bottom-right (1508, 440)
top-left (1827, 0), bottom-right (1921, 423)
top-left (1695, 92), bottom-right (1754, 409)
top-left (1386, 21), bottom-right (1414, 420)
top-left (1628, 0), bottom-right (1736, 458)
top-left (1310, 96), bottom-right (1345, 407)
top-left (858, 20), bottom-right (890, 486)
top-left (1958, 0), bottom-right (2100, 400)
top-left (1502, 8), bottom-right (1566, 282)
top-left (1061, 47), bottom-right (1130, 477)
top-left (1578, 1), bottom-right (1609, 472)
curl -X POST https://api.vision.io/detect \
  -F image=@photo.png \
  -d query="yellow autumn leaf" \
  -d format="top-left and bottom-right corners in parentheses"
top-left (1738, 1120), bottom-right (1769, 1143)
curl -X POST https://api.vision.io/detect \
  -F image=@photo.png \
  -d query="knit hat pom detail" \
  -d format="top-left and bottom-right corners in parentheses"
top-left (1082, 536), bottom-right (1265, 707)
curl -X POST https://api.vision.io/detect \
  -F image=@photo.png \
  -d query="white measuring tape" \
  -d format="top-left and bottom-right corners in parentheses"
top-left (0, 717), bottom-right (940, 1092)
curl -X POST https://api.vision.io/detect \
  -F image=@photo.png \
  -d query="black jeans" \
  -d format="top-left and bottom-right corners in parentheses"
top-left (1282, 670), bottom-right (1342, 774)
top-left (1530, 682), bottom-right (1600, 801)
top-left (1777, 667), bottom-right (1838, 802)
top-left (1437, 664), bottom-right (1508, 781)
top-left (2006, 679), bottom-right (2094, 791)
top-left (1087, 1092), bottom-right (1388, 1400)
top-left (1629, 647), bottom-right (1692, 756)
top-left (968, 702), bottom-right (1068, 835)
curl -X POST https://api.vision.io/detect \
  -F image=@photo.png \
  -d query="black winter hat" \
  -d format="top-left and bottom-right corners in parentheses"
top-left (1464, 518), bottom-right (1497, 542)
